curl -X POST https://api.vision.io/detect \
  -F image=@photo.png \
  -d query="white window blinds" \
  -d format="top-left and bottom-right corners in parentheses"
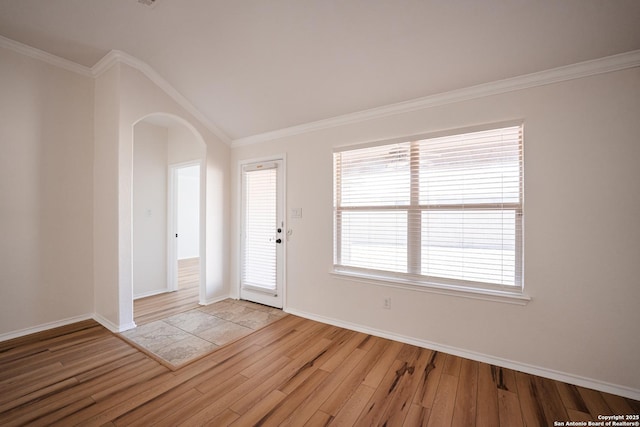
top-left (334, 125), bottom-right (523, 293)
top-left (241, 164), bottom-right (278, 293)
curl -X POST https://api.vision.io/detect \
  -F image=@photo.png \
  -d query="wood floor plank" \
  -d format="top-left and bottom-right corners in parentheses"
top-left (190, 345), bottom-right (264, 394)
top-left (113, 387), bottom-right (203, 426)
top-left (357, 358), bottom-right (409, 426)
top-left (202, 409), bottom-right (240, 427)
top-left (229, 389), bottom-right (287, 426)
top-left (426, 373), bottom-right (459, 427)
top-left (514, 371), bottom-right (547, 427)
top-left (0, 377), bottom-right (78, 414)
top-left (230, 338), bottom-right (335, 415)
top-left (566, 408), bottom-right (594, 422)
top-left (442, 353), bottom-right (463, 377)
top-left (259, 369), bottom-right (331, 427)
top-left (555, 380), bottom-right (590, 413)
top-left (380, 347), bottom-right (433, 427)
top-left (476, 362), bottom-right (500, 427)
top-left (578, 386), bottom-right (613, 418)
top-left (149, 375), bottom-right (249, 427)
top-left (330, 383), bottom-right (376, 427)
top-left (415, 350), bottom-right (446, 409)
top-left (362, 340), bottom-right (404, 389)
top-left (404, 403), bottom-right (430, 427)
top-left (601, 391), bottom-right (636, 415)
top-left (451, 356), bottom-right (478, 427)
top-left (180, 356), bottom-right (293, 426)
top-left (279, 348), bottom-right (367, 426)
top-left (0, 357), bottom-right (153, 425)
top-left (318, 330), bottom-right (367, 372)
top-left (305, 410), bottom-right (334, 427)
top-left (533, 376), bottom-right (569, 425)
top-left (319, 337), bottom-right (388, 416)
top-left (497, 389), bottom-right (524, 427)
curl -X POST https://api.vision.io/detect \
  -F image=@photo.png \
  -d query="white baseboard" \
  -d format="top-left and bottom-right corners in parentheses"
top-left (92, 313), bottom-right (136, 333)
top-left (0, 313), bottom-right (94, 342)
top-left (133, 288), bottom-right (172, 300)
top-left (285, 308), bottom-right (640, 401)
top-left (199, 294), bottom-right (231, 306)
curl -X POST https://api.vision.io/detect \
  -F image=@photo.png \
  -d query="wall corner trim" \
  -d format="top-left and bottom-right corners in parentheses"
top-left (285, 308), bottom-right (640, 401)
top-left (231, 49), bottom-right (640, 148)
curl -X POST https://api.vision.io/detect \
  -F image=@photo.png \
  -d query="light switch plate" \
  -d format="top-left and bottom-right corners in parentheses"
top-left (291, 208), bottom-right (302, 218)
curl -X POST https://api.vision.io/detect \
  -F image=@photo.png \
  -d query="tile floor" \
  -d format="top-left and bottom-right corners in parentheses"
top-left (121, 298), bottom-right (286, 368)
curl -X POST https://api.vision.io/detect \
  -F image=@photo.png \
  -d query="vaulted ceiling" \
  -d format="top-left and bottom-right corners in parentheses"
top-left (1, 0), bottom-right (639, 142)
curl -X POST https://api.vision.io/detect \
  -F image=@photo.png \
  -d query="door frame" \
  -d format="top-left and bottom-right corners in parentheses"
top-left (167, 160), bottom-right (204, 293)
top-left (238, 155), bottom-right (287, 309)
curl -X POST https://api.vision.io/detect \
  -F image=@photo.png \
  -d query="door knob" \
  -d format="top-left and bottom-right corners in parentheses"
top-left (276, 238), bottom-right (282, 244)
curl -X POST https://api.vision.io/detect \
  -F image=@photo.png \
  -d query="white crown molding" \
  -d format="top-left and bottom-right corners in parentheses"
top-left (0, 35), bottom-right (93, 77)
top-left (232, 49), bottom-right (640, 148)
top-left (286, 307), bottom-right (640, 401)
top-left (92, 50), bottom-right (232, 145)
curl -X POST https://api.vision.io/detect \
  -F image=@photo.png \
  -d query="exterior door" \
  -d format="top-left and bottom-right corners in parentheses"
top-left (240, 159), bottom-right (284, 308)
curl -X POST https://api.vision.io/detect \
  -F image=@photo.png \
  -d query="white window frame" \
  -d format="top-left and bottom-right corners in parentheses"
top-left (332, 122), bottom-right (530, 304)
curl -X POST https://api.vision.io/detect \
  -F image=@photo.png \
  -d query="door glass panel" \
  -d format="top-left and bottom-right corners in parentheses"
top-left (242, 167), bottom-right (277, 292)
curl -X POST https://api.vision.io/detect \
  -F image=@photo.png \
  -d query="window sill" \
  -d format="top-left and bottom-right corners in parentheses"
top-left (330, 270), bottom-right (531, 305)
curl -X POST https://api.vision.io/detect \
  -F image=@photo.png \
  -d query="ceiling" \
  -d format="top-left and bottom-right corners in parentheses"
top-left (1, 0), bottom-right (639, 142)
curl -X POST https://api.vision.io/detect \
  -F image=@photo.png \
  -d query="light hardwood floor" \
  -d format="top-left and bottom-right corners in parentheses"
top-left (134, 257), bottom-right (201, 325)
top-left (1, 264), bottom-right (638, 425)
top-left (1, 316), bottom-right (638, 426)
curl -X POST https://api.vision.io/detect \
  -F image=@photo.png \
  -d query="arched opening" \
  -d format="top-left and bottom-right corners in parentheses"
top-left (128, 113), bottom-right (206, 325)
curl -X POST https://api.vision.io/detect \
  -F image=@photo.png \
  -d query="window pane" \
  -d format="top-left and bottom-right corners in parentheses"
top-left (419, 127), bottom-right (521, 205)
top-left (339, 211), bottom-right (407, 272)
top-left (421, 210), bottom-right (517, 285)
top-left (333, 124), bottom-right (523, 293)
top-left (336, 143), bottom-right (410, 207)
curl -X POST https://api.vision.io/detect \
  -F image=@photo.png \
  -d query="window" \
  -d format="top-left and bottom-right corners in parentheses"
top-left (333, 124), bottom-right (524, 296)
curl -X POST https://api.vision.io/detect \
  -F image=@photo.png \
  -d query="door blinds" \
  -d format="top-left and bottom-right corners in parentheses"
top-left (241, 163), bottom-right (278, 293)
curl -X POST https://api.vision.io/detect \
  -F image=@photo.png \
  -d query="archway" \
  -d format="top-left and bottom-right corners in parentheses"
top-left (125, 113), bottom-right (206, 326)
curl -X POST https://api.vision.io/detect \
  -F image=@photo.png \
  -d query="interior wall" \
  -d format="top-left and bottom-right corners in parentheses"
top-left (168, 124), bottom-right (205, 164)
top-left (132, 122), bottom-right (168, 298)
top-left (0, 46), bottom-right (94, 335)
top-left (93, 64), bottom-right (123, 328)
top-left (115, 63), bottom-right (230, 316)
top-left (230, 67), bottom-right (640, 394)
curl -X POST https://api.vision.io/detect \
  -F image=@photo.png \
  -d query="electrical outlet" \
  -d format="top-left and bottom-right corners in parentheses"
top-left (383, 297), bottom-right (391, 309)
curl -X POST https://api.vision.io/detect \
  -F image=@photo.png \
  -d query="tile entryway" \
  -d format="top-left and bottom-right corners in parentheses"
top-left (121, 299), bottom-right (286, 369)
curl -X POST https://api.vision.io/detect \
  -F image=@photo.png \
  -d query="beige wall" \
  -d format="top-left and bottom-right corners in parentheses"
top-left (231, 68), bottom-right (640, 393)
top-left (132, 122), bottom-right (168, 298)
top-left (168, 124), bottom-right (205, 165)
top-left (0, 46), bottom-right (94, 335)
top-left (114, 64), bottom-right (231, 325)
top-left (131, 120), bottom-right (207, 299)
top-left (1, 47), bottom-right (231, 335)
top-left (93, 64), bottom-right (122, 328)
